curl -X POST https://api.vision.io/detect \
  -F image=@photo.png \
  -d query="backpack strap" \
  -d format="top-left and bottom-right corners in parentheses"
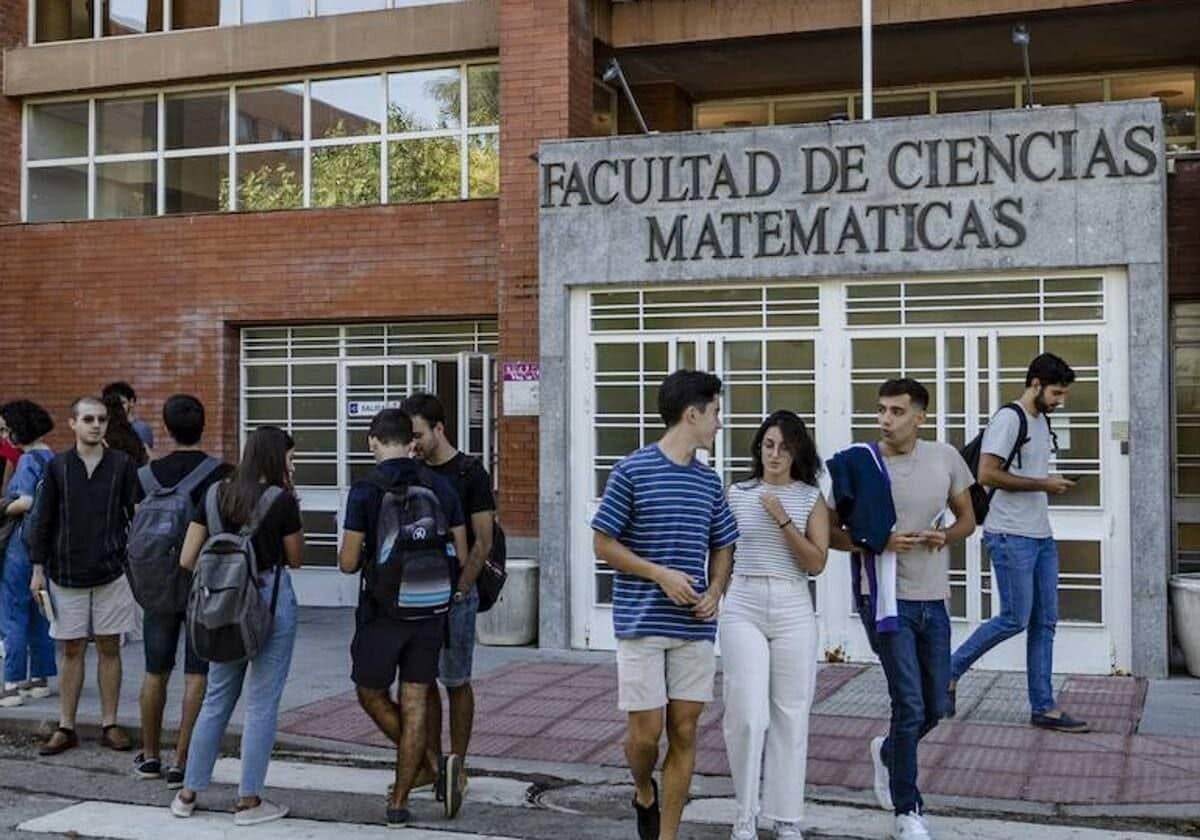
top-left (137, 464), bottom-right (161, 496)
top-left (242, 485), bottom-right (285, 538)
top-left (1000, 403), bottom-right (1029, 472)
top-left (174, 456), bottom-right (222, 499)
top-left (204, 482), bottom-right (223, 535)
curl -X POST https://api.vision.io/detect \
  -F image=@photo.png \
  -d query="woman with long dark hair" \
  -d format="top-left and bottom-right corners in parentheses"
top-left (721, 410), bottom-right (829, 840)
top-left (0, 400), bottom-right (57, 707)
top-left (102, 393), bottom-right (149, 467)
top-left (170, 427), bottom-right (303, 826)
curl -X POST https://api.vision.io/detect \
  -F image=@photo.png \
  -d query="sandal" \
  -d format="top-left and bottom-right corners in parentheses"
top-left (39, 726), bottom-right (78, 756)
top-left (101, 724), bottom-right (132, 752)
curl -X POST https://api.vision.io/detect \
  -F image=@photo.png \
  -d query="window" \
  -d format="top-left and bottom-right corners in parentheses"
top-left (695, 67), bottom-right (1199, 151)
top-left (33, 0), bottom-right (463, 41)
top-left (24, 61), bottom-right (500, 222)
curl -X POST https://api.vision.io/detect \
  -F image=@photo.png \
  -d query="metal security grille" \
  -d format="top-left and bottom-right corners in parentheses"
top-left (846, 275), bottom-right (1104, 327)
top-left (240, 320), bottom-right (496, 571)
top-left (591, 284), bottom-right (820, 332)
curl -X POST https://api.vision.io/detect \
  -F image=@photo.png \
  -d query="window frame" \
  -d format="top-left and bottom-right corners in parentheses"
top-left (21, 58), bottom-right (500, 222)
top-left (693, 66), bottom-right (1200, 152)
top-left (28, 0), bottom-right (461, 44)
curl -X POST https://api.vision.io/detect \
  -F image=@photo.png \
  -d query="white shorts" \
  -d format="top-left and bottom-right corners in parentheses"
top-left (48, 575), bottom-right (137, 641)
top-left (616, 636), bottom-right (716, 712)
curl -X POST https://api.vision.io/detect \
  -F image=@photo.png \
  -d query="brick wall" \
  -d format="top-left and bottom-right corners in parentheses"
top-left (0, 202), bottom-right (499, 459)
top-left (0, 0), bottom-right (26, 224)
top-left (497, 0), bottom-right (594, 535)
top-left (1169, 158), bottom-right (1200, 299)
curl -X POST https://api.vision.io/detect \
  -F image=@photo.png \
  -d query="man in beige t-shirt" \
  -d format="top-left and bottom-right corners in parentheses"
top-left (830, 378), bottom-right (975, 840)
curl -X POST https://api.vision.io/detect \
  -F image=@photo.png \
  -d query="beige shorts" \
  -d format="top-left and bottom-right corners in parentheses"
top-left (616, 636), bottom-right (716, 712)
top-left (48, 575), bottom-right (137, 641)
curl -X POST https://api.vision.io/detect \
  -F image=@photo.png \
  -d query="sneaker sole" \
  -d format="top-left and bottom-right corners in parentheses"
top-left (234, 808), bottom-right (289, 826)
top-left (134, 769), bottom-right (163, 779)
top-left (870, 737), bottom-right (894, 812)
top-left (443, 755), bottom-right (463, 819)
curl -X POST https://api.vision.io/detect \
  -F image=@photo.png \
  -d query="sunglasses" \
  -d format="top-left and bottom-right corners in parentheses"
top-left (80, 415), bottom-right (109, 425)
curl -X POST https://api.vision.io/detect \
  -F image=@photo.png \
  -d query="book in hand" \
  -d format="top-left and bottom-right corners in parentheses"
top-left (35, 588), bottom-right (56, 628)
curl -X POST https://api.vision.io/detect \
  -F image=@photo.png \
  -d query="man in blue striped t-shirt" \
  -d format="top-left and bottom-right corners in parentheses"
top-left (593, 370), bottom-right (739, 840)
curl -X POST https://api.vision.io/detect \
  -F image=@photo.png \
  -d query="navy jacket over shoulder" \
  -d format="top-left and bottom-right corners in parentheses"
top-left (827, 445), bottom-right (897, 555)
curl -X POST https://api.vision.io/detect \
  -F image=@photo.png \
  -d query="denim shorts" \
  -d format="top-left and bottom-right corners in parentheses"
top-left (439, 587), bottom-right (479, 688)
top-left (143, 609), bottom-right (208, 676)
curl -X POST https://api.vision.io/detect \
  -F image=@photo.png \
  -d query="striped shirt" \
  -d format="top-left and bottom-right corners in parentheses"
top-left (592, 444), bottom-right (740, 641)
top-left (728, 480), bottom-right (821, 580)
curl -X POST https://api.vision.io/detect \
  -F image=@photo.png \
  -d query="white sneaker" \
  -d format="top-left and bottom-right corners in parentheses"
top-left (730, 815), bottom-right (758, 840)
top-left (774, 819), bottom-right (805, 839)
top-left (20, 679), bottom-right (53, 699)
top-left (234, 799), bottom-right (288, 826)
top-left (0, 687), bottom-right (24, 708)
top-left (893, 812), bottom-right (932, 839)
top-left (870, 736), bottom-right (894, 812)
top-left (169, 792), bottom-right (195, 818)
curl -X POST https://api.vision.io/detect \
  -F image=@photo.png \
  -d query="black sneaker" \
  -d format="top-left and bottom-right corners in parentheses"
top-left (133, 753), bottom-right (162, 779)
top-left (945, 681), bottom-right (957, 718)
top-left (1031, 711), bottom-right (1091, 733)
top-left (165, 766), bottom-right (185, 789)
top-left (633, 778), bottom-right (660, 840)
top-left (386, 806), bottom-right (410, 828)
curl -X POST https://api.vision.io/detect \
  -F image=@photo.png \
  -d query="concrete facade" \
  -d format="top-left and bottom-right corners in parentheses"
top-left (538, 101), bottom-right (1171, 675)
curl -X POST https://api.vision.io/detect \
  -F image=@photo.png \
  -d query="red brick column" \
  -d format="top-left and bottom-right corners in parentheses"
top-left (497, 0), bottom-right (594, 536)
top-left (0, 0), bottom-right (27, 224)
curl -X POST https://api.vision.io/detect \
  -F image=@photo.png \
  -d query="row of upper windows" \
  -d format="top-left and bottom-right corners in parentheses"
top-left (30, 0), bottom-right (459, 43)
top-left (691, 68), bottom-right (1198, 153)
top-left (23, 62), bottom-right (498, 222)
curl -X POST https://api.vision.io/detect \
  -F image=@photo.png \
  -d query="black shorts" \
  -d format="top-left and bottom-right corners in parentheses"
top-left (351, 614), bottom-right (443, 690)
top-left (143, 610), bottom-right (208, 676)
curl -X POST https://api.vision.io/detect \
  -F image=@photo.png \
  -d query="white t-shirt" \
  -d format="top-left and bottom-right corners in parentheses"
top-left (982, 404), bottom-right (1054, 539)
top-left (727, 479), bottom-right (821, 579)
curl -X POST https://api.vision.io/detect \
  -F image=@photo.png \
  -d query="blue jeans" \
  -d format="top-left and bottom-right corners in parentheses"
top-left (1, 527), bottom-right (56, 685)
top-left (440, 587), bottom-right (479, 688)
top-left (950, 533), bottom-right (1057, 715)
top-left (860, 597), bottom-right (950, 816)
top-left (184, 570), bottom-right (297, 798)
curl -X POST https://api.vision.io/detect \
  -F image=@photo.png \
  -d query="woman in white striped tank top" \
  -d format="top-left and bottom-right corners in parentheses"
top-left (720, 410), bottom-right (829, 840)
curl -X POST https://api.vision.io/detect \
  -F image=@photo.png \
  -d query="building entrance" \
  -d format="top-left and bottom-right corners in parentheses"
top-left (568, 272), bottom-right (1130, 674)
top-left (240, 322), bottom-right (496, 606)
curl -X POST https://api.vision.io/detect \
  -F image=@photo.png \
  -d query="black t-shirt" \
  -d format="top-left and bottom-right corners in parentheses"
top-left (428, 452), bottom-right (496, 549)
top-left (134, 450), bottom-right (235, 507)
top-left (190, 482), bottom-right (304, 569)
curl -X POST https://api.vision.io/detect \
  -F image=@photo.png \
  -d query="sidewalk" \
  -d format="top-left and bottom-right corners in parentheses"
top-left (3, 607), bottom-right (1199, 813)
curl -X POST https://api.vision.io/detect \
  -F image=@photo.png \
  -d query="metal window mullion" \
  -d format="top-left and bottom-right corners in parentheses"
top-left (460, 63), bottom-right (469, 198)
top-left (156, 91), bottom-right (166, 215)
top-left (935, 332), bottom-right (947, 442)
top-left (95, 1), bottom-right (102, 39)
top-left (228, 86), bottom-right (238, 211)
top-left (303, 80), bottom-right (313, 207)
top-left (27, 0), bottom-right (35, 45)
top-left (379, 72), bottom-right (390, 205)
top-left (310, 0), bottom-right (318, 17)
top-left (163, 0), bottom-right (172, 31)
top-left (87, 99), bottom-right (96, 218)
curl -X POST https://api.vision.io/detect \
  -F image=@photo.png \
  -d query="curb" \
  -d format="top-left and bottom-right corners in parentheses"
top-left (4, 714), bottom-right (1199, 834)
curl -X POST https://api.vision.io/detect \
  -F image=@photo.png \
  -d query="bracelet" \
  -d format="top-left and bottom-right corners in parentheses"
top-left (778, 518), bottom-right (793, 529)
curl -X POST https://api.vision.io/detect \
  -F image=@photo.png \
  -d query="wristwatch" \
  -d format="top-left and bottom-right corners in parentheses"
top-left (452, 590), bottom-right (466, 604)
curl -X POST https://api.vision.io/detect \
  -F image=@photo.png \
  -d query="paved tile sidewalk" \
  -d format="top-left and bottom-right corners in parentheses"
top-left (277, 660), bottom-right (1200, 807)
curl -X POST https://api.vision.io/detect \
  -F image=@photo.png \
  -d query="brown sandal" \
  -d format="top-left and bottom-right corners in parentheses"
top-left (39, 726), bottom-right (78, 756)
top-left (101, 724), bottom-right (132, 752)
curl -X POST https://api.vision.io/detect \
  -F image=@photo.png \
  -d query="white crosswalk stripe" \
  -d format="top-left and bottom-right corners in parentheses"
top-left (18, 801), bottom-right (521, 839)
top-left (685, 798), bottom-right (1180, 840)
top-left (212, 759), bottom-right (534, 808)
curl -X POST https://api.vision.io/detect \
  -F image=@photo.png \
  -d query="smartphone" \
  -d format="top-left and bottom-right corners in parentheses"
top-left (1063, 474), bottom-right (1083, 483)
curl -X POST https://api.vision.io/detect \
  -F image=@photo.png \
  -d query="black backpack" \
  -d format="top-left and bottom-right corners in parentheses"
top-left (364, 466), bottom-right (454, 621)
top-left (127, 457), bottom-right (221, 614)
top-left (457, 456), bottom-right (507, 613)
top-left (960, 403), bottom-right (1040, 525)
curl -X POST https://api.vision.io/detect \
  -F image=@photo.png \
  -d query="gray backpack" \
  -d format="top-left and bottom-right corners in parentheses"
top-left (127, 457), bottom-right (221, 614)
top-left (186, 483), bottom-right (284, 664)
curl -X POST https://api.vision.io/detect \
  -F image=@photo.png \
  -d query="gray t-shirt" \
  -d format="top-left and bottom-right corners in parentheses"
top-left (881, 439), bottom-right (974, 600)
top-left (981, 403), bottom-right (1053, 539)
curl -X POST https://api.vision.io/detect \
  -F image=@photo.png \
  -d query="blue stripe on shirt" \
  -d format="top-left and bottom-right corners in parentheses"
top-left (592, 444), bottom-right (739, 641)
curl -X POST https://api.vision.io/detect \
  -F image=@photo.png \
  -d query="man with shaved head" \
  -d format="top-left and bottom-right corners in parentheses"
top-left (29, 397), bottom-right (139, 756)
